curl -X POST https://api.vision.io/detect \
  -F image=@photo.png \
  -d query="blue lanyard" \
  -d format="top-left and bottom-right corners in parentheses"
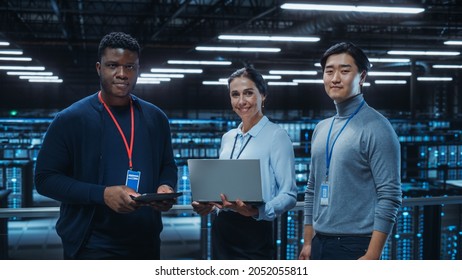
top-left (230, 134), bottom-right (252, 159)
top-left (325, 100), bottom-right (365, 180)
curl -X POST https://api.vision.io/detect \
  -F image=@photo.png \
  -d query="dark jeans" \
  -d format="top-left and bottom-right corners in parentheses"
top-left (310, 233), bottom-right (371, 260)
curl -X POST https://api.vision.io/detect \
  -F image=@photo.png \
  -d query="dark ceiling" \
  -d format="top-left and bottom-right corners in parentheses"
top-left (1, 0), bottom-right (461, 117)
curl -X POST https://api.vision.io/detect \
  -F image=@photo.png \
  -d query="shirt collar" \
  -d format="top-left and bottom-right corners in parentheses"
top-left (237, 115), bottom-right (269, 137)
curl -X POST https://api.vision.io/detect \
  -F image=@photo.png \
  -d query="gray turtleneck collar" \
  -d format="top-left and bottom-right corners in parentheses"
top-left (334, 93), bottom-right (365, 117)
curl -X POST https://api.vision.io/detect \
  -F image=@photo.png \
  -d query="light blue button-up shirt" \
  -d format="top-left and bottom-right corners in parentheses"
top-left (219, 116), bottom-right (297, 221)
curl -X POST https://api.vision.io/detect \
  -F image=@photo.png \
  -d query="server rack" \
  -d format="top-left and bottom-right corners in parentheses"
top-left (1, 117), bottom-right (461, 259)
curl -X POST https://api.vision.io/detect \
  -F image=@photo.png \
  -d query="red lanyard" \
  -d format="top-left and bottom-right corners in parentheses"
top-left (98, 91), bottom-right (135, 169)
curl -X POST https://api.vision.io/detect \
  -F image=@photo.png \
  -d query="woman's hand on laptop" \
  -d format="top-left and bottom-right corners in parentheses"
top-left (220, 194), bottom-right (259, 218)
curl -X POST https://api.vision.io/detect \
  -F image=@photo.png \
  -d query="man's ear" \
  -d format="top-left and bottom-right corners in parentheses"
top-left (96, 62), bottom-right (101, 77)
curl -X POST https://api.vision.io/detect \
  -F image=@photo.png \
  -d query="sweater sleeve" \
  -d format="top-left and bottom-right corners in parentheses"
top-left (34, 112), bottom-right (106, 205)
top-left (367, 120), bottom-right (402, 234)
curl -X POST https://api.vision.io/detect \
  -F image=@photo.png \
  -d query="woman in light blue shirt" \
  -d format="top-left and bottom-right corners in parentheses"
top-left (192, 67), bottom-right (297, 259)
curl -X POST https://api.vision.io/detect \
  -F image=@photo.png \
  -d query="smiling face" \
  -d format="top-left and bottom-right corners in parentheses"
top-left (323, 52), bottom-right (366, 103)
top-left (96, 47), bottom-right (139, 106)
top-left (229, 76), bottom-right (266, 132)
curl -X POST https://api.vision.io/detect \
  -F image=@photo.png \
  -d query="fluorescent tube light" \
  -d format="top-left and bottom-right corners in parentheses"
top-left (19, 76), bottom-right (59, 80)
top-left (369, 58), bottom-right (410, 63)
top-left (216, 76), bottom-right (283, 82)
top-left (444, 40), bottom-right (462, 45)
top-left (195, 46), bottom-right (281, 53)
top-left (293, 79), bottom-right (323, 84)
top-left (7, 71), bottom-right (53, 76)
top-left (202, 81), bottom-right (227, 85)
top-left (0, 66), bottom-right (45, 70)
top-left (269, 70), bottom-right (317, 75)
top-left (0, 50), bottom-right (23, 55)
top-left (388, 50), bottom-right (460, 56)
top-left (218, 35), bottom-right (320, 42)
top-left (268, 81), bottom-right (298, 86)
top-left (138, 77), bottom-right (171, 82)
top-left (137, 80), bottom-right (162, 84)
top-left (0, 57), bottom-right (32, 61)
top-left (280, 3), bottom-right (424, 14)
top-left (0, 42), bottom-right (10, 46)
top-left (150, 68), bottom-right (203, 74)
top-left (417, 77), bottom-right (453, 81)
top-left (140, 73), bottom-right (184, 78)
top-left (28, 79), bottom-right (63, 83)
top-left (374, 80), bottom-right (407, 85)
top-left (432, 65), bottom-right (462, 69)
top-left (262, 75), bottom-right (282, 80)
top-left (168, 60), bottom-right (231, 65)
top-left (368, 71), bottom-right (412, 76)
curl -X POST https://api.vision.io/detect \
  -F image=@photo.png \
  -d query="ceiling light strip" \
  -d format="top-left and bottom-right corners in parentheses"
top-left (7, 71), bottom-right (53, 76)
top-left (0, 66), bottom-right (45, 70)
top-left (167, 60), bottom-right (231, 65)
top-left (218, 35), bottom-right (320, 42)
top-left (388, 50), bottom-right (460, 56)
top-left (140, 73), bottom-right (184, 78)
top-left (0, 57), bottom-right (32, 61)
top-left (444, 41), bottom-right (462, 45)
top-left (0, 50), bottom-right (23, 55)
top-left (195, 46), bottom-right (281, 53)
top-left (269, 70), bottom-right (317, 75)
top-left (150, 68), bottom-right (203, 74)
top-left (375, 80), bottom-right (407, 85)
top-left (417, 77), bottom-right (453, 81)
top-left (368, 71), bottom-right (412, 76)
top-left (280, 3), bottom-right (424, 14)
top-left (432, 65), bottom-right (462, 69)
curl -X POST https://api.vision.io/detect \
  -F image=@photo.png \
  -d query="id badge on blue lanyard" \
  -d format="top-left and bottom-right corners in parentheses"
top-left (126, 169), bottom-right (141, 192)
top-left (320, 181), bottom-right (329, 206)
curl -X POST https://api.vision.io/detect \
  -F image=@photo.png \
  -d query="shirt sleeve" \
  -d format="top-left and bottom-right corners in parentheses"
top-left (304, 126), bottom-right (318, 225)
top-left (257, 128), bottom-right (297, 221)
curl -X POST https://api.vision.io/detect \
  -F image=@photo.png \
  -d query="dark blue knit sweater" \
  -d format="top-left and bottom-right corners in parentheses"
top-left (35, 92), bottom-right (178, 258)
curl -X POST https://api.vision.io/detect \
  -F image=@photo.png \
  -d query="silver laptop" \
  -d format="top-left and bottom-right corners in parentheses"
top-left (187, 159), bottom-right (264, 205)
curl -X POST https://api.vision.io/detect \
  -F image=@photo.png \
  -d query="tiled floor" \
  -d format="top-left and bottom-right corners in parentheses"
top-left (7, 215), bottom-right (202, 260)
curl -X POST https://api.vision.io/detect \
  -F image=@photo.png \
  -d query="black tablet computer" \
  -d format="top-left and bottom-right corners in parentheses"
top-left (131, 192), bottom-right (183, 203)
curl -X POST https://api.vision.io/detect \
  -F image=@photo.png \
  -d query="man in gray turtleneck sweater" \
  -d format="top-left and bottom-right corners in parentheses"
top-left (299, 42), bottom-right (402, 260)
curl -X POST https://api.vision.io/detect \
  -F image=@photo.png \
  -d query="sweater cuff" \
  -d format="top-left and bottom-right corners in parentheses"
top-left (374, 218), bottom-right (395, 235)
top-left (89, 185), bottom-right (106, 204)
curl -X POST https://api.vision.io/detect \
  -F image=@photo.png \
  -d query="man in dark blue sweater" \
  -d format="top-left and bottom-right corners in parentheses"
top-left (34, 32), bottom-right (178, 259)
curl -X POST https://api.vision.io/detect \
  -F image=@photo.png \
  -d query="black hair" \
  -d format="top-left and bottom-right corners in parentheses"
top-left (97, 32), bottom-right (140, 61)
top-left (227, 67), bottom-right (268, 97)
top-left (320, 42), bottom-right (371, 73)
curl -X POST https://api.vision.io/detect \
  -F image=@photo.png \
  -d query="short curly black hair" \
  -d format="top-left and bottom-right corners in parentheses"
top-left (97, 32), bottom-right (140, 61)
